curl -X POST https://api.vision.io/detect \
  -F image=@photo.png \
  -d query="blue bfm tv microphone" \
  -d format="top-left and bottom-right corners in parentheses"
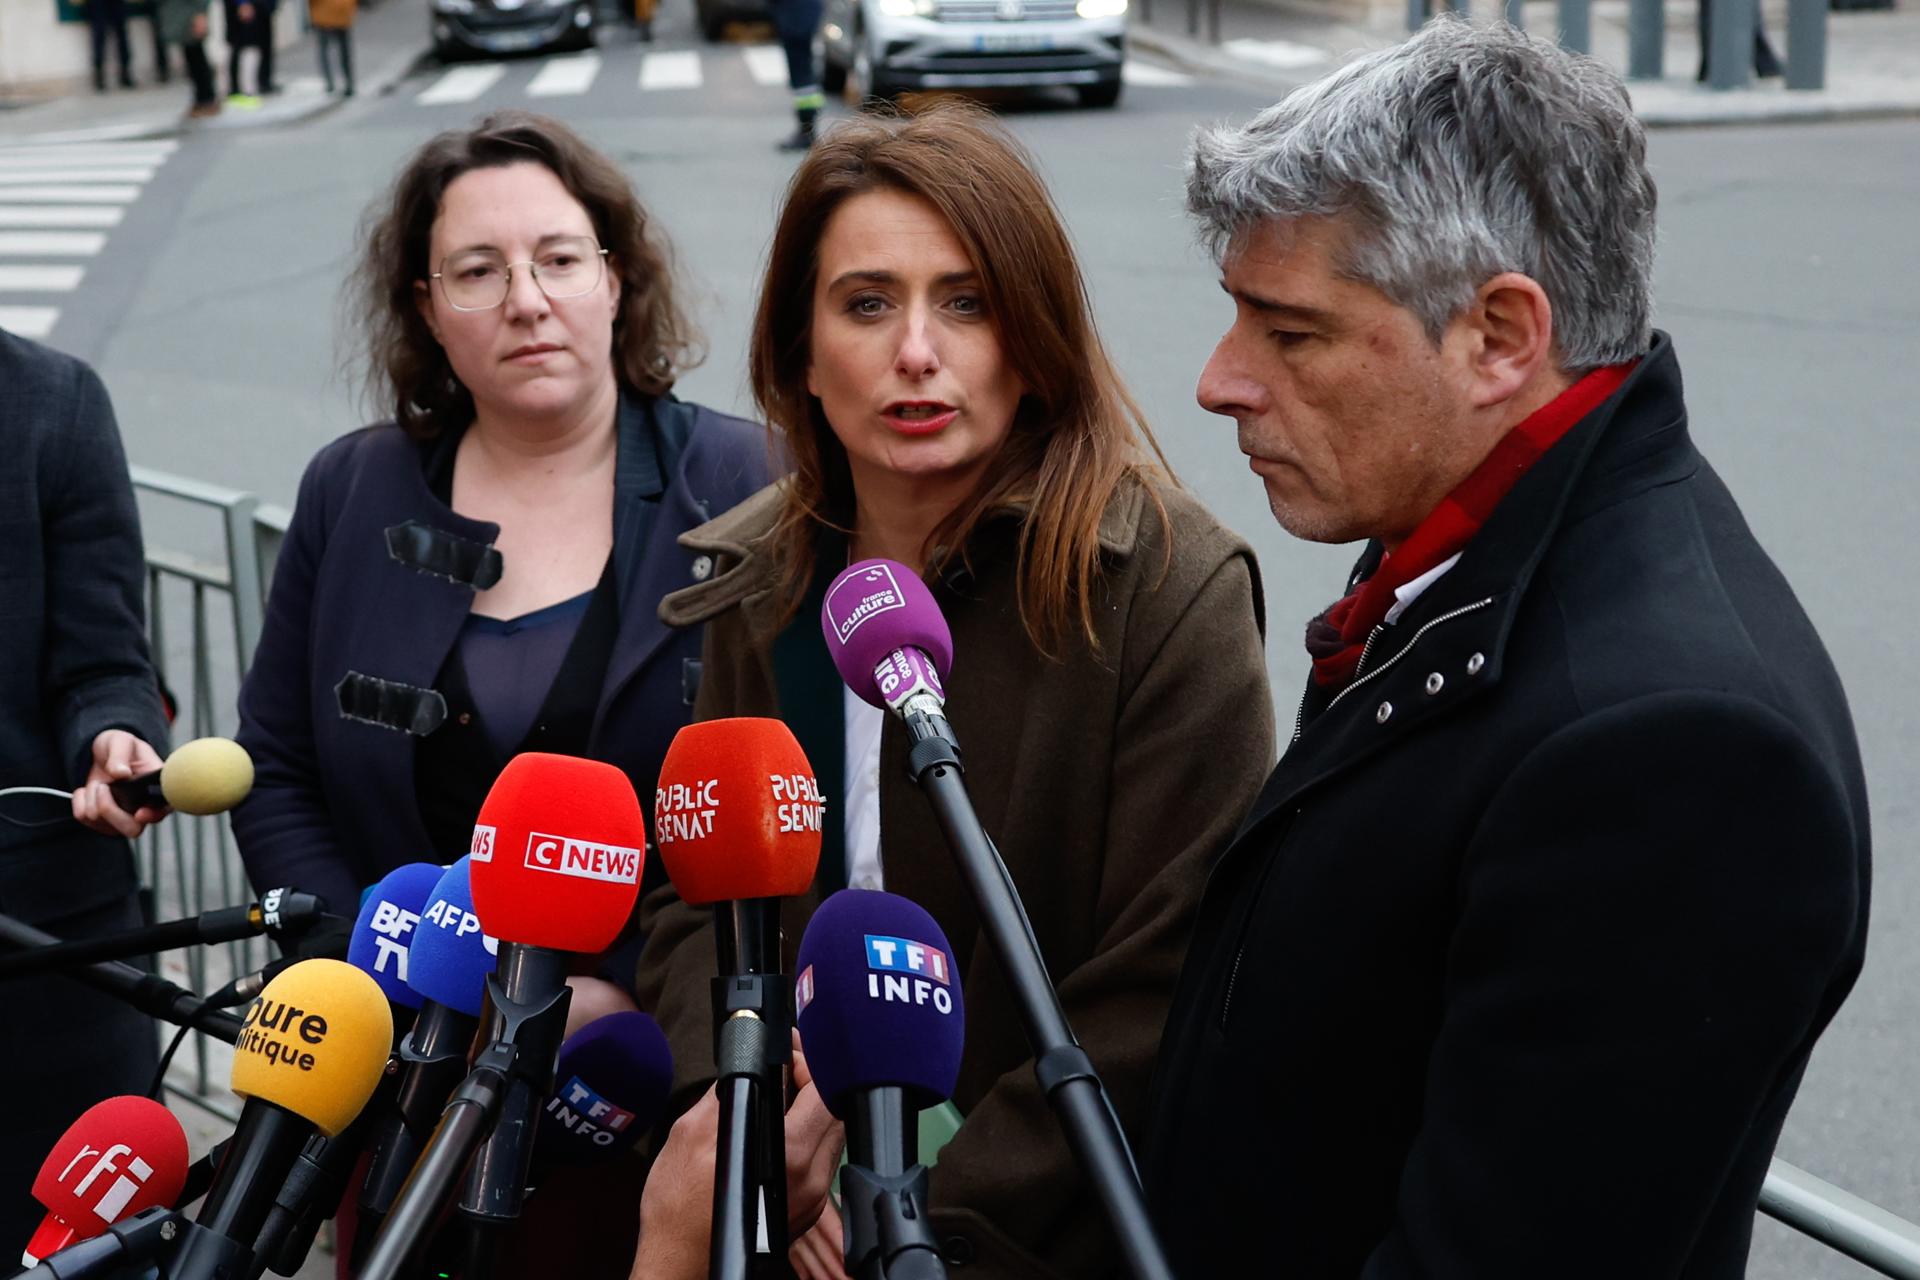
top-left (796, 890), bottom-right (964, 1280)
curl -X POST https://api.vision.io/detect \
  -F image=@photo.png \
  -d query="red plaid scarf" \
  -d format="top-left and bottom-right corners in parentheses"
top-left (1305, 362), bottom-right (1636, 688)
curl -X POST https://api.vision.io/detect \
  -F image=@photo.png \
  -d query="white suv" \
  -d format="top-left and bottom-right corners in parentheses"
top-left (819, 0), bottom-right (1129, 109)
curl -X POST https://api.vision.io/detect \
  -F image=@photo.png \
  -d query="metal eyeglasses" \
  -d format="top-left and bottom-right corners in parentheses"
top-left (429, 236), bottom-right (610, 312)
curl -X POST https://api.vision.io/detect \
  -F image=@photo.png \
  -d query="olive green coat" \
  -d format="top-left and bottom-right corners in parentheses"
top-left (637, 476), bottom-right (1276, 1279)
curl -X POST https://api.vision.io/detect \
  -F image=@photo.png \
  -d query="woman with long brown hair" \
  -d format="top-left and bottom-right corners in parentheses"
top-left (634, 105), bottom-right (1275, 1279)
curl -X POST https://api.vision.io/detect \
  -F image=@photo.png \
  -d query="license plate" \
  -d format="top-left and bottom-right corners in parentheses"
top-left (973, 32), bottom-right (1052, 51)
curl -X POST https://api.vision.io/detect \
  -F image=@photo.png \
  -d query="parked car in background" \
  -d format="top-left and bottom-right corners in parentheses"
top-left (430, 0), bottom-right (597, 60)
top-left (695, 0), bottom-right (773, 40)
top-left (819, 0), bottom-right (1128, 107)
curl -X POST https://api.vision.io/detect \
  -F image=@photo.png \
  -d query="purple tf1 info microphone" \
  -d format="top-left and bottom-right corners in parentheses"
top-left (797, 890), bottom-right (964, 1280)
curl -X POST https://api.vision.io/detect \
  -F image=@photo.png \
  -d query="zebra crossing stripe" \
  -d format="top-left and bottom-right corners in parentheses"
top-left (0, 206), bottom-right (124, 228)
top-left (742, 46), bottom-right (789, 88)
top-left (0, 265), bottom-right (86, 292)
top-left (639, 50), bottom-right (702, 91)
top-left (0, 144), bottom-right (176, 165)
top-left (0, 186), bottom-right (143, 203)
top-left (0, 306), bottom-right (60, 338)
top-left (528, 51), bottom-right (602, 97)
top-left (418, 63), bottom-right (508, 105)
top-left (1122, 61), bottom-right (1192, 87)
top-left (0, 169), bottom-right (156, 185)
top-left (0, 232), bottom-right (107, 256)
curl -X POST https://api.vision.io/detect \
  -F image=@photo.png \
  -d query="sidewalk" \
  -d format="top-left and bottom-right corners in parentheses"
top-left (1130, 0), bottom-right (1920, 124)
top-left (0, 0), bottom-right (427, 144)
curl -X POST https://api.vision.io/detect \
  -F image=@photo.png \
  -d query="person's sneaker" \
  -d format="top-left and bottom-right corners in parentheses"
top-left (227, 93), bottom-right (261, 110)
top-left (776, 126), bottom-right (815, 153)
top-left (187, 101), bottom-right (222, 119)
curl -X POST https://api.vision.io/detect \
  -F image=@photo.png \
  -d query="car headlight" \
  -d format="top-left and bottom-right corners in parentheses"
top-left (876, 0), bottom-right (937, 16)
top-left (1076, 0), bottom-right (1127, 15)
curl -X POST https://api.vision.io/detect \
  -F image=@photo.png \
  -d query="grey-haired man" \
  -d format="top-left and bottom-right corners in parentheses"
top-left (1143, 18), bottom-right (1868, 1277)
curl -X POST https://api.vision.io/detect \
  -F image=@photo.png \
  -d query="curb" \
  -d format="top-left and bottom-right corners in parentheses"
top-left (5, 43), bottom-right (429, 146)
top-left (1132, 22), bottom-right (1920, 127)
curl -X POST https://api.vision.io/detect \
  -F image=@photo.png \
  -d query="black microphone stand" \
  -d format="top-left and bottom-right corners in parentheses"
top-left (0, 893), bottom-right (327, 980)
top-left (842, 1087), bottom-right (947, 1280)
top-left (897, 699), bottom-right (1176, 1280)
top-left (711, 899), bottom-right (792, 1280)
top-left (29, 1206), bottom-right (249, 1280)
top-left (0, 912), bottom-right (242, 1043)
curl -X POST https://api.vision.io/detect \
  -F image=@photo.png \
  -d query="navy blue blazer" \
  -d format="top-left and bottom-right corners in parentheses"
top-left (232, 392), bottom-right (770, 914)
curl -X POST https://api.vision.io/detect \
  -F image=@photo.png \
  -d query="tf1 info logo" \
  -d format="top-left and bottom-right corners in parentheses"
top-left (865, 933), bottom-right (954, 1015)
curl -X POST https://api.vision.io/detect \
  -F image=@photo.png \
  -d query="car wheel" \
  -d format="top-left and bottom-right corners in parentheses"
top-left (1079, 77), bottom-right (1121, 108)
top-left (850, 44), bottom-right (898, 107)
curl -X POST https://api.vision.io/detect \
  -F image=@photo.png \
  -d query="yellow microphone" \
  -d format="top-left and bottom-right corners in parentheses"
top-left (172, 960), bottom-right (392, 1273)
top-left (108, 736), bottom-right (255, 816)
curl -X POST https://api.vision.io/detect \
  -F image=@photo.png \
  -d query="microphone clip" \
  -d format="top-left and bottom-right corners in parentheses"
top-left (840, 1164), bottom-right (948, 1280)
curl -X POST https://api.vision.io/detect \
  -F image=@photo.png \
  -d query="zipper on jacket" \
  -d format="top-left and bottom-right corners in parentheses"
top-left (1290, 623), bottom-right (1387, 746)
top-left (1321, 598), bottom-right (1496, 721)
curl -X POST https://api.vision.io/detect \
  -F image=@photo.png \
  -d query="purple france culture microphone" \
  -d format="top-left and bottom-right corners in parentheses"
top-left (822, 559), bottom-right (955, 716)
top-left (536, 1012), bottom-right (674, 1167)
top-left (796, 889), bottom-right (963, 1280)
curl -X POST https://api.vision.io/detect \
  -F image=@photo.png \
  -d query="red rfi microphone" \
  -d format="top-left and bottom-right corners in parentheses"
top-left (468, 751), bottom-right (648, 953)
top-left (458, 753), bottom-right (649, 1234)
top-left (654, 718), bottom-right (824, 1276)
top-left (24, 1096), bottom-right (189, 1266)
top-left (654, 717), bottom-right (824, 906)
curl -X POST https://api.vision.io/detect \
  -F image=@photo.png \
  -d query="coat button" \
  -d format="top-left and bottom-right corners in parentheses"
top-left (457, 712), bottom-right (472, 726)
top-left (691, 554), bottom-right (713, 581)
top-left (1466, 652), bottom-right (1486, 675)
top-left (942, 1235), bottom-right (976, 1266)
top-left (1424, 672), bottom-right (1444, 695)
top-left (1375, 701), bottom-right (1393, 724)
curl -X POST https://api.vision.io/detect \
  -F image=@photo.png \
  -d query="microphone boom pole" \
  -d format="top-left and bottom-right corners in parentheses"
top-left (0, 891), bottom-right (327, 980)
top-left (0, 911), bottom-right (242, 1043)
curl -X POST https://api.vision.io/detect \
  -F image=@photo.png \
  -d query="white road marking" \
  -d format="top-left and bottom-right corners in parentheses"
top-left (0, 168), bottom-right (157, 185)
top-left (0, 186), bottom-right (143, 203)
top-left (417, 63), bottom-right (508, 105)
top-left (0, 265), bottom-right (87, 291)
top-left (0, 306), bottom-right (60, 337)
top-left (0, 144), bottom-right (176, 165)
top-left (528, 51), bottom-right (603, 97)
top-left (1122, 61), bottom-right (1193, 87)
top-left (0, 231), bottom-right (107, 256)
top-left (0, 206), bottom-right (125, 227)
top-left (742, 46), bottom-right (790, 87)
top-left (1219, 38), bottom-right (1330, 70)
top-left (639, 50), bottom-right (703, 91)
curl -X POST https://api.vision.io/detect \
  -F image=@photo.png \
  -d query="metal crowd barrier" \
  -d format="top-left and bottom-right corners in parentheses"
top-left (130, 466), bottom-right (289, 1121)
top-left (126, 472), bottom-right (1915, 1264)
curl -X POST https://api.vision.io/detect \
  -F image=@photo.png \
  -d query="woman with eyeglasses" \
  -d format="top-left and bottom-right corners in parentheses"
top-left (230, 113), bottom-right (767, 1272)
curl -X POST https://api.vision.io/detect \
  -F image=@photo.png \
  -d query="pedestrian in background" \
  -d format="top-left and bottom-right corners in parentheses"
top-left (308, 0), bottom-right (356, 96)
top-left (769, 0), bottom-right (825, 151)
top-left (85, 0), bottom-right (137, 90)
top-left (157, 0), bottom-right (219, 117)
top-left (223, 0), bottom-right (278, 106)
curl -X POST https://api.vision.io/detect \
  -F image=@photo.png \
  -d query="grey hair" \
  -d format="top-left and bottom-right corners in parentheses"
top-left (1186, 16), bottom-right (1656, 370)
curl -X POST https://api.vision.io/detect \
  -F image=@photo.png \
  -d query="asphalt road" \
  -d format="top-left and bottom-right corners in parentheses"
top-left (12, 11), bottom-right (1920, 1274)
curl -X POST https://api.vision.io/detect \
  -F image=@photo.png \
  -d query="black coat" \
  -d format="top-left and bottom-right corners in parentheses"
top-left (0, 327), bottom-right (169, 923)
top-left (232, 393), bottom-right (768, 914)
top-left (1143, 334), bottom-right (1870, 1279)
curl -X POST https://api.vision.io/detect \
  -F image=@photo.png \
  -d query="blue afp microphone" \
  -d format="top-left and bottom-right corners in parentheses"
top-left (355, 857), bottom-right (500, 1254)
top-left (796, 890), bottom-right (964, 1280)
top-left (537, 1012), bottom-right (674, 1166)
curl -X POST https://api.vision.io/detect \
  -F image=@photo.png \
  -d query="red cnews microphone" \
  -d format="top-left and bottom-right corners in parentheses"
top-left (655, 717), bottom-right (823, 1280)
top-left (24, 1096), bottom-right (189, 1266)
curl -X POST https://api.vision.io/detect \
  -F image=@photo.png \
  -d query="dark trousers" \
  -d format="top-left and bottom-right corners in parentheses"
top-left (316, 26), bottom-right (353, 91)
top-left (0, 893), bottom-right (162, 1256)
top-left (223, 0), bottom-right (275, 93)
top-left (88, 0), bottom-right (134, 79)
top-left (182, 38), bottom-right (217, 104)
top-left (774, 0), bottom-right (823, 91)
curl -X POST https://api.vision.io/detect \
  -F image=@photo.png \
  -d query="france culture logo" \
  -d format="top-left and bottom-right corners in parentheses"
top-left (864, 934), bottom-right (954, 1014)
top-left (826, 564), bottom-right (906, 646)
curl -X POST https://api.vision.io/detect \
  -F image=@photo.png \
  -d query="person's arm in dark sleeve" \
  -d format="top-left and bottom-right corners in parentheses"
top-left (926, 540), bottom-right (1277, 1273)
top-left (42, 361), bottom-right (168, 783)
top-left (1362, 691), bottom-right (1864, 1278)
top-left (230, 447), bottom-right (362, 915)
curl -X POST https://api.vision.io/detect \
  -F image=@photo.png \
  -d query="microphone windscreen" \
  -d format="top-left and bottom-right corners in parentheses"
top-left (469, 752), bottom-right (647, 954)
top-left (654, 718), bottom-right (823, 906)
top-left (28, 1096), bottom-right (188, 1259)
top-left (346, 863), bottom-right (444, 1010)
top-left (538, 1012), bottom-right (675, 1164)
top-left (232, 959), bottom-right (393, 1138)
top-left (408, 856), bottom-right (501, 1017)
top-left (795, 890), bottom-right (964, 1118)
top-left (157, 737), bottom-right (255, 815)
top-left (821, 560), bottom-right (954, 710)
